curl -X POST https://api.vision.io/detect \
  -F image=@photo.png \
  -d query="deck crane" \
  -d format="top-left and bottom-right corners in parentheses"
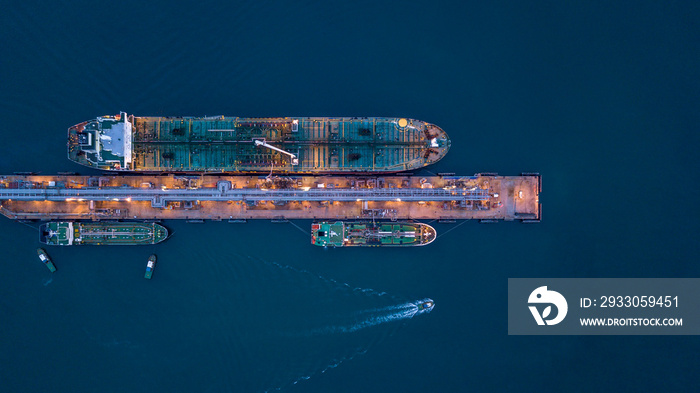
top-left (254, 139), bottom-right (299, 165)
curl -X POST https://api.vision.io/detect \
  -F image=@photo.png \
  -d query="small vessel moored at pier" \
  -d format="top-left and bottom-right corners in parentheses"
top-left (144, 254), bottom-right (156, 279)
top-left (39, 222), bottom-right (168, 246)
top-left (67, 112), bottom-right (450, 173)
top-left (311, 221), bottom-right (436, 247)
top-left (36, 248), bottom-right (56, 272)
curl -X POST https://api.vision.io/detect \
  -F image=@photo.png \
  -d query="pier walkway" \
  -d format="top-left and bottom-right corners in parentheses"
top-left (0, 184), bottom-right (490, 205)
top-left (0, 174), bottom-right (540, 222)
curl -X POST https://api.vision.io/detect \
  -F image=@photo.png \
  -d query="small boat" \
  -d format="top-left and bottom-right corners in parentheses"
top-left (144, 254), bottom-right (156, 279)
top-left (36, 248), bottom-right (56, 272)
top-left (417, 299), bottom-right (434, 312)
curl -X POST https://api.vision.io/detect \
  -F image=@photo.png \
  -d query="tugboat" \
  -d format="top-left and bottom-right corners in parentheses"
top-left (417, 299), bottom-right (435, 312)
top-left (144, 254), bottom-right (156, 279)
top-left (36, 248), bottom-right (56, 272)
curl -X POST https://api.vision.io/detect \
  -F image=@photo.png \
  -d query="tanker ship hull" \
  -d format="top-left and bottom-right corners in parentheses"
top-left (311, 221), bottom-right (436, 247)
top-left (39, 222), bottom-right (168, 246)
top-left (68, 113), bottom-right (450, 174)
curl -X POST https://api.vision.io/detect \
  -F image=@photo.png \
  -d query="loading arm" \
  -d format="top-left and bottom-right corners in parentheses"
top-left (254, 139), bottom-right (299, 165)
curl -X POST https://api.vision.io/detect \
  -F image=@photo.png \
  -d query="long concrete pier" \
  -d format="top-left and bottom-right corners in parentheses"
top-left (0, 174), bottom-right (540, 222)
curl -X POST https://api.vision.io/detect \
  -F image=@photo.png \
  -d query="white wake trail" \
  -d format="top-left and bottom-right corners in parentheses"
top-left (307, 302), bottom-right (423, 336)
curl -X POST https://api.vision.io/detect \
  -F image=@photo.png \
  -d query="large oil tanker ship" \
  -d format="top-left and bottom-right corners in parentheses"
top-left (39, 222), bottom-right (168, 246)
top-left (311, 221), bottom-right (436, 247)
top-left (67, 112), bottom-right (450, 173)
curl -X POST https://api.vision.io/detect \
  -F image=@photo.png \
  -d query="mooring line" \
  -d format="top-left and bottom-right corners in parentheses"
top-left (19, 220), bottom-right (39, 232)
top-left (436, 219), bottom-right (469, 239)
top-left (288, 220), bottom-right (308, 236)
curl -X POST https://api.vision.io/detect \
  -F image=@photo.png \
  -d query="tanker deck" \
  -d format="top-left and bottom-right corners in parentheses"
top-left (0, 174), bottom-right (540, 222)
top-left (67, 113), bottom-right (450, 174)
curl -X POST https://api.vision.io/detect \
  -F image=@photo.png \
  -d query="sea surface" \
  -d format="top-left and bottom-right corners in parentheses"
top-left (1, 1), bottom-right (698, 392)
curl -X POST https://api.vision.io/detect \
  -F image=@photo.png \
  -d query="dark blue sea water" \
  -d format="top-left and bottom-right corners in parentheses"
top-left (1, 1), bottom-right (699, 392)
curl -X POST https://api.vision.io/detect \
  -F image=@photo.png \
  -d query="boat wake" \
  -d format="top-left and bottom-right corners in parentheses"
top-left (307, 301), bottom-right (426, 335)
top-left (265, 259), bottom-right (389, 297)
top-left (176, 251), bottom-right (434, 392)
top-left (276, 347), bottom-right (369, 392)
top-left (42, 277), bottom-right (53, 286)
top-left (270, 299), bottom-right (434, 391)
top-left (357, 299), bottom-right (435, 316)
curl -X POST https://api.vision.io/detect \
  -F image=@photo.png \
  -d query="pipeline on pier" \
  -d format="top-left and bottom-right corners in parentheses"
top-left (0, 174), bottom-right (540, 222)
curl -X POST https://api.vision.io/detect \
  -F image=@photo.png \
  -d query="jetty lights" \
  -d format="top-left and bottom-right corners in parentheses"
top-left (113, 198), bottom-right (119, 201)
top-left (396, 198), bottom-right (402, 202)
top-left (126, 197), bottom-right (131, 202)
top-left (356, 199), bottom-right (361, 202)
top-left (301, 186), bottom-right (311, 191)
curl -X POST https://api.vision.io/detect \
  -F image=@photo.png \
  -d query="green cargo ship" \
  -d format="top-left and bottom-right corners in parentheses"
top-left (68, 112), bottom-right (450, 173)
top-left (39, 222), bottom-right (168, 246)
top-left (311, 221), bottom-right (436, 247)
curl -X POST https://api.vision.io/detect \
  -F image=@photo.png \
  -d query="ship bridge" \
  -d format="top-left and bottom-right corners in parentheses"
top-left (67, 112), bottom-right (132, 170)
